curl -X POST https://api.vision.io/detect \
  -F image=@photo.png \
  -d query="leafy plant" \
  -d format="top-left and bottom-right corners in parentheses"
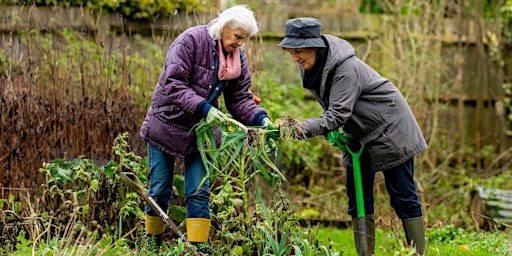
top-left (428, 225), bottom-right (512, 255)
top-left (195, 118), bottom-right (285, 210)
top-left (193, 118), bottom-right (346, 254)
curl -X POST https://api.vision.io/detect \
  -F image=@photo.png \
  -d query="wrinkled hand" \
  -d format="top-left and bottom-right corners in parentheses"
top-left (206, 107), bottom-right (227, 127)
top-left (265, 125), bottom-right (280, 140)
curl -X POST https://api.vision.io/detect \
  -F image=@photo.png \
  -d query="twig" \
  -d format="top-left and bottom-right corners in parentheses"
top-left (97, 224), bottom-right (140, 256)
top-left (485, 146), bottom-right (512, 173)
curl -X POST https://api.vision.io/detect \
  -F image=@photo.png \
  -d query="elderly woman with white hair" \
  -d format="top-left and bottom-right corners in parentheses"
top-left (139, 5), bottom-right (272, 247)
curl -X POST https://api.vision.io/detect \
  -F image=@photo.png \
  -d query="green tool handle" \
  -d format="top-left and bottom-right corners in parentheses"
top-left (346, 143), bottom-right (365, 218)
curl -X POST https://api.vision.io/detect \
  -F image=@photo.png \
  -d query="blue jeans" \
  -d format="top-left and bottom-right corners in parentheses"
top-left (346, 155), bottom-right (422, 220)
top-left (146, 143), bottom-right (210, 219)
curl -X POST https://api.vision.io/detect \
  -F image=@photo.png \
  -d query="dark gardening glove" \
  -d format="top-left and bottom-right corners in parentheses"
top-left (206, 107), bottom-right (227, 127)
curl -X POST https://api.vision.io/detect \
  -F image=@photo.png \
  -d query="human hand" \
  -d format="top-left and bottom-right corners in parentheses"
top-left (261, 117), bottom-right (273, 128)
top-left (326, 130), bottom-right (346, 151)
top-left (326, 130), bottom-right (361, 152)
top-left (326, 130), bottom-right (341, 146)
top-left (206, 107), bottom-right (227, 127)
top-left (265, 125), bottom-right (280, 140)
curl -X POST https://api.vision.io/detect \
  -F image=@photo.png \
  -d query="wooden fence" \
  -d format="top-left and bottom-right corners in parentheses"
top-left (0, 5), bottom-right (510, 191)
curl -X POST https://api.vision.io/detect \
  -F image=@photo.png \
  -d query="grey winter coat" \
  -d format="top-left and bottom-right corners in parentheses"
top-left (301, 34), bottom-right (428, 171)
top-left (140, 23), bottom-right (267, 159)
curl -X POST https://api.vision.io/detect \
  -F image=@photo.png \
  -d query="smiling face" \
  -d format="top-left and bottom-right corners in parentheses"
top-left (285, 48), bottom-right (318, 70)
top-left (220, 27), bottom-right (250, 53)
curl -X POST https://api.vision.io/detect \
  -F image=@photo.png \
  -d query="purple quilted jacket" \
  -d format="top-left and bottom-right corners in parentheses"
top-left (140, 23), bottom-right (267, 159)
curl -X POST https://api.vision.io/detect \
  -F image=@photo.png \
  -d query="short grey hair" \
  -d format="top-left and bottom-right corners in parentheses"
top-left (208, 5), bottom-right (259, 40)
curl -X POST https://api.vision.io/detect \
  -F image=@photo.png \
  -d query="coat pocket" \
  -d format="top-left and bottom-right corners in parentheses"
top-left (365, 131), bottom-right (402, 169)
top-left (148, 114), bottom-right (195, 159)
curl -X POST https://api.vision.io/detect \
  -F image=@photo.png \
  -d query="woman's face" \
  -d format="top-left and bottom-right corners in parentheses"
top-left (285, 48), bottom-right (318, 70)
top-left (220, 27), bottom-right (250, 53)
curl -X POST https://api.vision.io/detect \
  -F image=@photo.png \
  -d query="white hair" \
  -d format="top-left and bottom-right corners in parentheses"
top-left (208, 5), bottom-right (259, 40)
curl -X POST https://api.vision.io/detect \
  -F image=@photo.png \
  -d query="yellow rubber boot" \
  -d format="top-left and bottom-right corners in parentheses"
top-left (145, 214), bottom-right (166, 235)
top-left (145, 214), bottom-right (166, 248)
top-left (186, 218), bottom-right (211, 243)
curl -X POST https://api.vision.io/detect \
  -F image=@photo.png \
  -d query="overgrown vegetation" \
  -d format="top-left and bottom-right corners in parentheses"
top-left (0, 133), bottom-right (144, 255)
top-left (0, 28), bottom-right (161, 188)
top-left (1, 0), bottom-right (512, 254)
top-left (0, 0), bottom-right (209, 20)
top-left (0, 131), bottom-right (346, 255)
top-left (1, 132), bottom-right (510, 255)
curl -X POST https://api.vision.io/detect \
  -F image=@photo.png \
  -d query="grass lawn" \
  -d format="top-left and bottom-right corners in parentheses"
top-left (313, 226), bottom-right (512, 255)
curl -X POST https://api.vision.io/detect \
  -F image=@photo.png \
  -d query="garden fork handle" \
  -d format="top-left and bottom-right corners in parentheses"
top-left (119, 172), bottom-right (194, 248)
top-left (345, 143), bottom-right (368, 256)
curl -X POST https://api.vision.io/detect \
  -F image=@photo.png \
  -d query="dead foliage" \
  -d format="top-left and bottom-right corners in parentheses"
top-left (0, 68), bottom-right (147, 192)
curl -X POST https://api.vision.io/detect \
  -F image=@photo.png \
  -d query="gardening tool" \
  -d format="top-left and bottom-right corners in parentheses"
top-left (119, 171), bottom-right (199, 253)
top-left (327, 131), bottom-right (368, 255)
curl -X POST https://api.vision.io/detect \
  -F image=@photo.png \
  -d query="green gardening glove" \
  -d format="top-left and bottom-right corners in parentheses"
top-left (206, 107), bottom-right (227, 127)
top-left (265, 124), bottom-right (280, 140)
top-left (327, 130), bottom-right (359, 153)
top-left (326, 130), bottom-right (346, 151)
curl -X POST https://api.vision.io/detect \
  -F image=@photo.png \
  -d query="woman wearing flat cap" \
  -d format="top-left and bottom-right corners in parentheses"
top-left (274, 17), bottom-right (427, 255)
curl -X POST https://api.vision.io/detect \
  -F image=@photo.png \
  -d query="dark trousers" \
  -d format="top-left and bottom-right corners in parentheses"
top-left (346, 157), bottom-right (422, 219)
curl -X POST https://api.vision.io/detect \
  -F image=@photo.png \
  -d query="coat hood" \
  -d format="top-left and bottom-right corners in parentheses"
top-left (322, 34), bottom-right (355, 70)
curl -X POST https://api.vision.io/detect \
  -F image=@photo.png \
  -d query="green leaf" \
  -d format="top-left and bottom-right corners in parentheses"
top-left (90, 179), bottom-right (99, 192)
top-left (173, 175), bottom-right (185, 198)
top-left (51, 165), bottom-right (73, 184)
top-left (233, 245), bottom-right (244, 256)
top-left (103, 161), bottom-right (117, 178)
top-left (169, 205), bottom-right (186, 223)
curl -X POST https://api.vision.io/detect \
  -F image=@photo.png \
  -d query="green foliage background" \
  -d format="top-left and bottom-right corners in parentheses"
top-left (0, 0), bottom-right (209, 20)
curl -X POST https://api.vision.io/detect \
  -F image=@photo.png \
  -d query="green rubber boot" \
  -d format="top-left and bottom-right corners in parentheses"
top-left (352, 214), bottom-right (375, 256)
top-left (402, 216), bottom-right (426, 255)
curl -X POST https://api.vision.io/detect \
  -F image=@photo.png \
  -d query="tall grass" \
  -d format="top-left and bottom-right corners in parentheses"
top-left (0, 28), bottom-right (164, 190)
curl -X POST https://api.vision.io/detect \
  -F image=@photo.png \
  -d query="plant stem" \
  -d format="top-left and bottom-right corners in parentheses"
top-left (225, 118), bottom-right (248, 133)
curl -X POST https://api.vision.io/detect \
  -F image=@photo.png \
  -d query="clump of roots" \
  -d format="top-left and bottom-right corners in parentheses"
top-left (274, 117), bottom-right (307, 140)
top-left (247, 128), bottom-right (262, 145)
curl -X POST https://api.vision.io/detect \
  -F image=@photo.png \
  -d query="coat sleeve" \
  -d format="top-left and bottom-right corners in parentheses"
top-left (154, 30), bottom-right (207, 113)
top-left (302, 71), bottom-right (361, 137)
